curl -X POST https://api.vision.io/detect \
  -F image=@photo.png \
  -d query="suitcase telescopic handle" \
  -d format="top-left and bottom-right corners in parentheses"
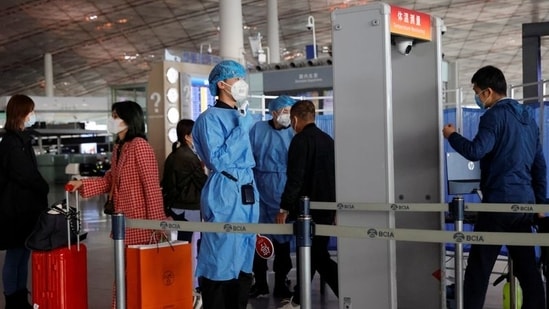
top-left (64, 184), bottom-right (81, 250)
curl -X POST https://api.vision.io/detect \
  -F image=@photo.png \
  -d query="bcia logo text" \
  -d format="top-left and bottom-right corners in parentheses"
top-left (510, 204), bottom-right (533, 212)
top-left (453, 232), bottom-right (484, 242)
top-left (367, 228), bottom-right (394, 238)
top-left (160, 221), bottom-right (181, 229)
top-left (337, 203), bottom-right (354, 210)
top-left (223, 224), bottom-right (247, 232)
top-left (390, 204), bottom-right (410, 211)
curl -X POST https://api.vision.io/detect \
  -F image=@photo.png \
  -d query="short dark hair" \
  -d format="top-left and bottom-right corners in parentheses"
top-left (290, 100), bottom-right (315, 121)
top-left (5, 94), bottom-right (34, 132)
top-left (172, 119), bottom-right (195, 152)
top-left (111, 101), bottom-right (147, 143)
top-left (471, 65), bottom-right (507, 95)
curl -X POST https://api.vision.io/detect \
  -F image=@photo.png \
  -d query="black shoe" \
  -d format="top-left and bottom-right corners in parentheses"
top-left (5, 290), bottom-right (32, 309)
top-left (249, 284), bottom-right (269, 298)
top-left (273, 285), bottom-right (293, 299)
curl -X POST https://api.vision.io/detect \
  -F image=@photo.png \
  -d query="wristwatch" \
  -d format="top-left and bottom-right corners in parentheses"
top-left (279, 209), bottom-right (289, 214)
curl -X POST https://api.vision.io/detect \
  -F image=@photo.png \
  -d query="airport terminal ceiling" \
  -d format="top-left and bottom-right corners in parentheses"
top-left (1, 0), bottom-right (549, 100)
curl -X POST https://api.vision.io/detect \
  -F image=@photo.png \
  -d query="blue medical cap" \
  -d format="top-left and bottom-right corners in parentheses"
top-left (208, 60), bottom-right (247, 97)
top-left (268, 95), bottom-right (297, 112)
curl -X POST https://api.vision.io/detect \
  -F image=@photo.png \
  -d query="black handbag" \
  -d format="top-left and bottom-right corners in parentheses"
top-left (104, 171), bottom-right (117, 215)
top-left (25, 200), bottom-right (85, 251)
top-left (104, 199), bottom-right (115, 215)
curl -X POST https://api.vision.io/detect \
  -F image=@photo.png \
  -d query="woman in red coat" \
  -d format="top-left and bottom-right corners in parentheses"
top-left (69, 100), bottom-right (166, 243)
top-left (67, 100), bottom-right (166, 307)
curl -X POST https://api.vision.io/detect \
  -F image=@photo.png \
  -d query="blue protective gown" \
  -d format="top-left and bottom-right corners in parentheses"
top-left (192, 102), bottom-right (259, 281)
top-left (249, 120), bottom-right (294, 243)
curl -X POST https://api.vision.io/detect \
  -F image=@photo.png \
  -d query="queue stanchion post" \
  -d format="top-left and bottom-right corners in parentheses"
top-left (508, 257), bottom-right (516, 309)
top-left (112, 213), bottom-right (126, 309)
top-left (295, 196), bottom-right (314, 309)
top-left (450, 196), bottom-right (465, 309)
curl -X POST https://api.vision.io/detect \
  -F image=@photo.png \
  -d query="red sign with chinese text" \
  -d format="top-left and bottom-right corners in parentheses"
top-left (390, 5), bottom-right (432, 41)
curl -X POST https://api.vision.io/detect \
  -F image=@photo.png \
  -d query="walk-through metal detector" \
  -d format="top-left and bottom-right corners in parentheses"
top-left (332, 3), bottom-right (444, 309)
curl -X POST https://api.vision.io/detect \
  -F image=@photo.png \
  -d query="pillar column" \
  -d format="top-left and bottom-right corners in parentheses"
top-left (44, 53), bottom-right (54, 97)
top-left (267, 0), bottom-right (280, 63)
top-left (219, 1), bottom-right (245, 64)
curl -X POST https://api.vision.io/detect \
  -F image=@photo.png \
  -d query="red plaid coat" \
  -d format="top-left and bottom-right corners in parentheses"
top-left (80, 137), bottom-right (166, 245)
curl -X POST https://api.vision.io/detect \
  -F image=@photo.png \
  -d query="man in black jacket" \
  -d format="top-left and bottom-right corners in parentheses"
top-left (276, 100), bottom-right (338, 309)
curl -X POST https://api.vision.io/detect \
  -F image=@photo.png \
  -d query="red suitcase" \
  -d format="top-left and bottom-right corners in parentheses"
top-left (31, 244), bottom-right (88, 308)
top-left (31, 185), bottom-right (88, 309)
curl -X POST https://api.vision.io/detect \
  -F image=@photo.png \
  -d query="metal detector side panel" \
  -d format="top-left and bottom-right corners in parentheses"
top-left (333, 3), bottom-right (396, 309)
top-left (391, 16), bottom-right (444, 309)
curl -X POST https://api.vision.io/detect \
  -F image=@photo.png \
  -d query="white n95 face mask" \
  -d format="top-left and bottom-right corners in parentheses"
top-left (277, 114), bottom-right (291, 127)
top-left (230, 80), bottom-right (249, 102)
top-left (107, 117), bottom-right (127, 134)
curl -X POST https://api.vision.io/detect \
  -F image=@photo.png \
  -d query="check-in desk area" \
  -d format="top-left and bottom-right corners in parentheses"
top-left (28, 128), bottom-right (111, 154)
top-left (26, 128), bottom-right (111, 183)
top-left (0, 128), bottom-right (112, 201)
top-left (36, 153), bottom-right (111, 184)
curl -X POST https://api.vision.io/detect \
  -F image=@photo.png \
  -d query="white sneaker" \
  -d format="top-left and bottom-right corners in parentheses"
top-left (277, 297), bottom-right (300, 309)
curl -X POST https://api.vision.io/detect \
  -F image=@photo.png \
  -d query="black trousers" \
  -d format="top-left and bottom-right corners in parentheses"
top-left (252, 240), bottom-right (292, 286)
top-left (292, 235), bottom-right (338, 305)
top-left (199, 271), bottom-right (253, 309)
top-left (463, 213), bottom-right (545, 309)
top-left (171, 211), bottom-right (193, 242)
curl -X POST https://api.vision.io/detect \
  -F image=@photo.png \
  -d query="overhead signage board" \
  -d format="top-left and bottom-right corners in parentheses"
top-left (390, 5), bottom-right (432, 41)
top-left (262, 66), bottom-right (333, 93)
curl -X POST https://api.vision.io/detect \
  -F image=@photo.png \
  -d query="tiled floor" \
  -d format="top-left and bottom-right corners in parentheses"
top-left (0, 185), bottom-right (514, 308)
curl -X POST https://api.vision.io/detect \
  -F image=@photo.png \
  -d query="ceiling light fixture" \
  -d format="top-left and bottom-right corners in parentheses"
top-left (122, 53), bottom-right (139, 61)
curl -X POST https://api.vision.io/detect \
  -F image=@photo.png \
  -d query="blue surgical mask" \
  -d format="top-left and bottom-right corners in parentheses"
top-left (291, 117), bottom-right (298, 134)
top-left (24, 112), bottom-right (36, 128)
top-left (474, 94), bottom-right (485, 109)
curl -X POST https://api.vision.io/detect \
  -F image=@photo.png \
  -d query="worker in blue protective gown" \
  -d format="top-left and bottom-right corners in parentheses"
top-left (248, 95), bottom-right (296, 299)
top-left (192, 60), bottom-right (259, 309)
top-left (443, 65), bottom-right (546, 309)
